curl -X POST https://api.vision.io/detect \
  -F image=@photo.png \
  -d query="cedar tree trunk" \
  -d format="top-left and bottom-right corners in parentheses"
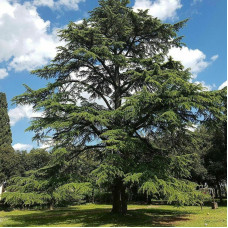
top-left (111, 179), bottom-right (127, 215)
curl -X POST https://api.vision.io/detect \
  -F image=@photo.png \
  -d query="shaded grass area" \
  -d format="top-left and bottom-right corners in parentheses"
top-left (0, 204), bottom-right (227, 227)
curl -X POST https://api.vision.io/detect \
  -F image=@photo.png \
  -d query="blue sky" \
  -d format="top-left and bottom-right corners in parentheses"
top-left (0, 0), bottom-right (226, 151)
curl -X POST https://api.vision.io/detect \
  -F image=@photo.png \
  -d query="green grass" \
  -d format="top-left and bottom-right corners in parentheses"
top-left (0, 203), bottom-right (226, 227)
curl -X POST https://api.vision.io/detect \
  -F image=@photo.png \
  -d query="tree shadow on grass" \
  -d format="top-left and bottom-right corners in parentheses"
top-left (2, 206), bottom-right (192, 227)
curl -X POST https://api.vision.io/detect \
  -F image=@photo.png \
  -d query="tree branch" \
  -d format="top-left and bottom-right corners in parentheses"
top-left (64, 79), bottom-right (113, 110)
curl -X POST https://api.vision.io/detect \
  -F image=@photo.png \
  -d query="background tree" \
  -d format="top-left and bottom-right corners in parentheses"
top-left (0, 92), bottom-right (12, 148)
top-left (6, 148), bottom-right (51, 179)
top-left (190, 88), bottom-right (227, 201)
top-left (204, 88), bottom-right (227, 201)
top-left (0, 92), bottom-right (19, 183)
top-left (13, 0), bottom-right (220, 214)
top-left (23, 148), bottom-right (51, 172)
top-left (188, 126), bottom-right (210, 185)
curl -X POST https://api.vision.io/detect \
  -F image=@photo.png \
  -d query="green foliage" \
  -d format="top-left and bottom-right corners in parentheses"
top-left (0, 147), bottom-right (50, 183)
top-left (3, 147), bottom-right (95, 208)
top-left (0, 146), bottom-right (20, 182)
top-left (189, 87), bottom-right (227, 193)
top-left (140, 177), bottom-right (211, 206)
top-left (23, 148), bottom-right (51, 171)
top-left (124, 173), bottom-right (143, 184)
top-left (204, 88), bottom-right (227, 185)
top-left (54, 182), bottom-right (92, 204)
top-left (3, 174), bottom-right (92, 208)
top-left (0, 92), bottom-right (12, 147)
top-left (0, 93), bottom-right (18, 182)
top-left (2, 192), bottom-right (51, 207)
top-left (12, 0), bottom-right (224, 210)
top-left (91, 163), bottom-right (125, 187)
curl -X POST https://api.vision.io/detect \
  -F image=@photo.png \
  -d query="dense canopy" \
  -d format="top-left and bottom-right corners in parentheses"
top-left (12, 0), bottom-right (224, 214)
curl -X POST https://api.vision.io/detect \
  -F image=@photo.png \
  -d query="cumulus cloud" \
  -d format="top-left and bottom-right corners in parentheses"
top-left (13, 143), bottom-right (33, 151)
top-left (0, 0), bottom-right (62, 72)
top-left (218, 81), bottom-right (227, 90)
top-left (133, 0), bottom-right (182, 20)
top-left (8, 104), bottom-right (43, 126)
top-left (33, 0), bottom-right (85, 10)
top-left (168, 47), bottom-right (218, 78)
top-left (0, 68), bottom-right (8, 79)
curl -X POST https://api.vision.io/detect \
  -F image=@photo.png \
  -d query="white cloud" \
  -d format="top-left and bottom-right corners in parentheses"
top-left (8, 104), bottom-right (43, 126)
top-left (75, 19), bottom-right (83, 24)
top-left (192, 0), bottom-right (202, 5)
top-left (56, 0), bottom-right (85, 10)
top-left (211, 54), bottom-right (219, 61)
top-left (194, 81), bottom-right (213, 91)
top-left (0, 0), bottom-right (62, 72)
top-left (33, 0), bottom-right (54, 8)
top-left (0, 68), bottom-right (8, 79)
top-left (186, 124), bottom-right (197, 132)
top-left (33, 0), bottom-right (85, 10)
top-left (13, 143), bottom-right (33, 151)
top-left (133, 0), bottom-right (182, 20)
top-left (218, 81), bottom-right (227, 90)
top-left (39, 139), bottom-right (54, 149)
top-left (168, 47), bottom-right (218, 78)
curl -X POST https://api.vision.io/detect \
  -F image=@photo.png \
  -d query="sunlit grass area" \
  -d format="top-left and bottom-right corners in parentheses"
top-left (0, 203), bottom-right (226, 227)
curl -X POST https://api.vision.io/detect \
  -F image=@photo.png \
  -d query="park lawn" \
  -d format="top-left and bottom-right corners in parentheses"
top-left (0, 203), bottom-right (226, 227)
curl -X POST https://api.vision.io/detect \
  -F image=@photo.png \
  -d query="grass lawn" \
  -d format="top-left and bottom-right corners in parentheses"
top-left (0, 203), bottom-right (226, 227)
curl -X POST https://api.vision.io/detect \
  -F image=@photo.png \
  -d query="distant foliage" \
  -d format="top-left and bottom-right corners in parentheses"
top-left (190, 88), bottom-right (227, 200)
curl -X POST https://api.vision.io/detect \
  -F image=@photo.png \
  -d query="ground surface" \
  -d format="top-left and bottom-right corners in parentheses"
top-left (0, 204), bottom-right (227, 227)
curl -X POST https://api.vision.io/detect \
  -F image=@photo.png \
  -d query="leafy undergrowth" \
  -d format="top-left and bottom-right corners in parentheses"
top-left (0, 203), bottom-right (226, 227)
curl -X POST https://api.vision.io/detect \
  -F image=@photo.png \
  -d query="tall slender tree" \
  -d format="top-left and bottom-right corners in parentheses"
top-left (13, 0), bottom-right (220, 214)
top-left (0, 92), bottom-right (18, 182)
top-left (0, 92), bottom-right (12, 148)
